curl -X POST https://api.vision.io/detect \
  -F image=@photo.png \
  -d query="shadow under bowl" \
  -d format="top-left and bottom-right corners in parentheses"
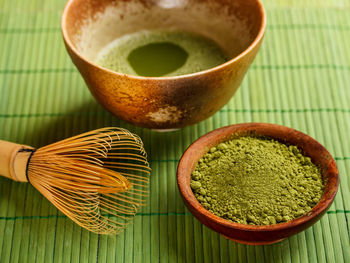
top-left (177, 123), bottom-right (339, 245)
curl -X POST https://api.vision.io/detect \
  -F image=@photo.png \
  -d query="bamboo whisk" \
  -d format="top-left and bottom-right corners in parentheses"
top-left (0, 128), bottom-right (150, 234)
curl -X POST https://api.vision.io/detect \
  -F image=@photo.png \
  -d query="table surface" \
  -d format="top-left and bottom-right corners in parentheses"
top-left (0, 0), bottom-right (349, 262)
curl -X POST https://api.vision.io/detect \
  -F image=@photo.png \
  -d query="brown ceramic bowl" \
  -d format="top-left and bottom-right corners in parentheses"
top-left (61, 0), bottom-right (266, 130)
top-left (177, 123), bottom-right (339, 245)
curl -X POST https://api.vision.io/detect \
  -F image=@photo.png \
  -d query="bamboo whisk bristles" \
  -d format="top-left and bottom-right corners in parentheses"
top-left (27, 128), bottom-right (150, 234)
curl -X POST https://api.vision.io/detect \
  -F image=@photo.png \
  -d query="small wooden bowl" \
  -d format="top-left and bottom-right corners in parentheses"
top-left (177, 123), bottom-right (339, 245)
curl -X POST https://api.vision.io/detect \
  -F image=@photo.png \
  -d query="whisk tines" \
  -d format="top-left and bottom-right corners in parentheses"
top-left (27, 127), bottom-right (150, 234)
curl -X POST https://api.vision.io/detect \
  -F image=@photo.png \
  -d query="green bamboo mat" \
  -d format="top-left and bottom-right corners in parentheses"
top-left (0, 0), bottom-right (350, 262)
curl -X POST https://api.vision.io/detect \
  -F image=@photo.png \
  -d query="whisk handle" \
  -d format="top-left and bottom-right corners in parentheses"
top-left (0, 140), bottom-right (34, 182)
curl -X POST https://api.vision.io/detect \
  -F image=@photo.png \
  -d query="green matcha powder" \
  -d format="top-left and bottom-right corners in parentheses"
top-left (191, 136), bottom-right (324, 225)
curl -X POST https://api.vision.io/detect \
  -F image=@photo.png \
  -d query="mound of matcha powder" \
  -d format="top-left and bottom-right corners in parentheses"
top-left (191, 136), bottom-right (324, 225)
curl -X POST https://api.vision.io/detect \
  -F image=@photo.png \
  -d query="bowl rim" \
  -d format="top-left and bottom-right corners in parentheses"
top-left (61, 0), bottom-right (266, 80)
top-left (176, 122), bottom-right (339, 232)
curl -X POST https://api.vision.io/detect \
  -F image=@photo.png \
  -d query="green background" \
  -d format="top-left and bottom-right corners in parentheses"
top-left (0, 0), bottom-right (349, 262)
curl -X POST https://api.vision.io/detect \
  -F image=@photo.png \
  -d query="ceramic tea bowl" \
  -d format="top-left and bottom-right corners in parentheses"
top-left (177, 123), bottom-right (339, 245)
top-left (62, 0), bottom-right (266, 129)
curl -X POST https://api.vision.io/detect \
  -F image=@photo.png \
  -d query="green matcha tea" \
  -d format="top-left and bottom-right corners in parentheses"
top-left (190, 136), bottom-right (324, 225)
top-left (96, 30), bottom-right (228, 77)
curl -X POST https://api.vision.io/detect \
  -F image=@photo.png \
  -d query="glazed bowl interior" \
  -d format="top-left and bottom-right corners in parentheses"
top-left (62, 0), bottom-right (264, 68)
top-left (177, 123), bottom-right (339, 245)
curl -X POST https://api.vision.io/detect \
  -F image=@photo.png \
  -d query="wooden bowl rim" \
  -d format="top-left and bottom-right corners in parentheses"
top-left (61, 0), bottom-right (266, 80)
top-left (177, 122), bottom-right (339, 232)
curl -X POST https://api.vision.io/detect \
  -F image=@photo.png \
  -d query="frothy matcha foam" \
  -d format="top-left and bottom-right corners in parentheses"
top-left (95, 30), bottom-right (229, 77)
